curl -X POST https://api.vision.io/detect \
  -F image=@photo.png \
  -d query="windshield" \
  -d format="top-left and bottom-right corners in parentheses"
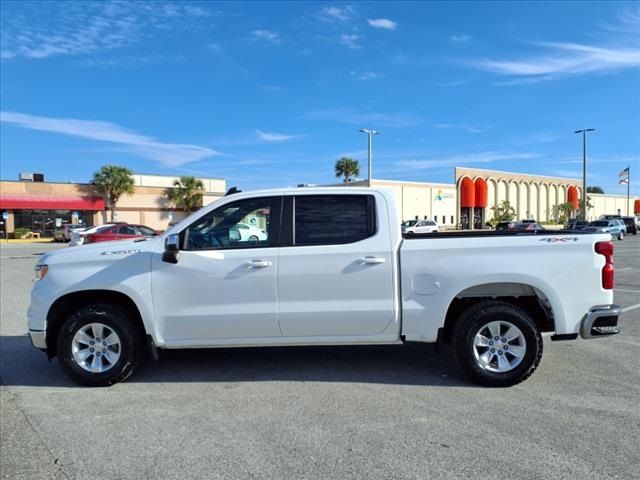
top-left (402, 220), bottom-right (417, 227)
top-left (591, 221), bottom-right (608, 226)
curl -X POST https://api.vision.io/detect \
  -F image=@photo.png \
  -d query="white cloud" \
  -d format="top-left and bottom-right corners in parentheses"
top-left (434, 123), bottom-right (491, 134)
top-left (207, 43), bottom-right (224, 53)
top-left (0, 111), bottom-right (220, 166)
top-left (395, 152), bottom-right (540, 170)
top-left (308, 108), bottom-right (421, 128)
top-left (260, 85), bottom-right (281, 93)
top-left (450, 34), bottom-right (471, 42)
top-left (321, 6), bottom-right (355, 22)
top-left (0, 2), bottom-right (212, 60)
top-left (256, 129), bottom-right (299, 142)
top-left (351, 71), bottom-right (380, 80)
top-left (470, 42), bottom-right (640, 81)
top-left (367, 18), bottom-right (397, 30)
top-left (435, 79), bottom-right (469, 87)
top-left (339, 34), bottom-right (361, 49)
top-left (251, 29), bottom-right (281, 44)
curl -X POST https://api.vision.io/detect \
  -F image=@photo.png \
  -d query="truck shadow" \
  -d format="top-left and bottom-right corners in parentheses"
top-left (0, 335), bottom-right (471, 388)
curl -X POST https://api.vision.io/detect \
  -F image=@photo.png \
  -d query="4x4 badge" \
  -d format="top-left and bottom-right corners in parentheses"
top-left (539, 237), bottom-right (578, 243)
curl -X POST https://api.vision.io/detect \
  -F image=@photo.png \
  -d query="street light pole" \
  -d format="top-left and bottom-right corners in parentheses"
top-left (574, 128), bottom-right (595, 220)
top-left (359, 129), bottom-right (380, 187)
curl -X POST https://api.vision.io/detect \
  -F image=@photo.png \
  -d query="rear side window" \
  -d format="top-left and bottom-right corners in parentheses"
top-left (294, 195), bottom-right (376, 246)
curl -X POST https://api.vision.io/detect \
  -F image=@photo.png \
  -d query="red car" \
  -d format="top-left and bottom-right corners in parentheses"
top-left (83, 224), bottom-right (159, 244)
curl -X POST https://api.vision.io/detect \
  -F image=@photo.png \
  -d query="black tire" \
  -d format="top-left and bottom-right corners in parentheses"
top-left (57, 303), bottom-right (145, 387)
top-left (618, 231), bottom-right (624, 241)
top-left (452, 301), bottom-right (543, 387)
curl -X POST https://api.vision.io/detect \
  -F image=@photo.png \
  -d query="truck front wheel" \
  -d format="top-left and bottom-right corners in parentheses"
top-left (453, 301), bottom-right (543, 387)
top-left (56, 304), bottom-right (145, 387)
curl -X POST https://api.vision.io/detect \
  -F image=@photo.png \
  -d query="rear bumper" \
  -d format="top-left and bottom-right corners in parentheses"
top-left (580, 304), bottom-right (621, 339)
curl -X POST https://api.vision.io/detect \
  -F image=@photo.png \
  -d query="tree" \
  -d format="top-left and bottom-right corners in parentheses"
top-left (334, 157), bottom-right (360, 185)
top-left (587, 186), bottom-right (604, 194)
top-left (92, 165), bottom-right (134, 222)
top-left (489, 200), bottom-right (516, 225)
top-left (165, 176), bottom-right (205, 212)
top-left (553, 202), bottom-right (576, 224)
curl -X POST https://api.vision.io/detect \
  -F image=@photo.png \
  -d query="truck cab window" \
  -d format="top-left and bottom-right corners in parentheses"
top-left (184, 197), bottom-right (274, 250)
top-left (294, 195), bottom-right (376, 246)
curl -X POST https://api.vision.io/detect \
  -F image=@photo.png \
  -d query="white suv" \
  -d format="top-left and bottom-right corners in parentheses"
top-left (401, 219), bottom-right (439, 235)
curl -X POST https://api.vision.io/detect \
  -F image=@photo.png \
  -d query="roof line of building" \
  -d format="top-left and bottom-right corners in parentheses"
top-left (455, 167), bottom-right (581, 184)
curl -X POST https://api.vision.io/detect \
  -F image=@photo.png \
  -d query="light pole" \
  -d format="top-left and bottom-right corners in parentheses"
top-left (359, 129), bottom-right (380, 186)
top-left (574, 128), bottom-right (595, 220)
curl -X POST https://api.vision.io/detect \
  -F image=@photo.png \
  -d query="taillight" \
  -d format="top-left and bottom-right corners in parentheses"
top-left (595, 241), bottom-right (614, 289)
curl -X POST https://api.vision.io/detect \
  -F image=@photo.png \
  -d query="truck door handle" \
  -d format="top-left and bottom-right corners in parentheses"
top-left (246, 259), bottom-right (272, 268)
top-left (360, 256), bottom-right (386, 265)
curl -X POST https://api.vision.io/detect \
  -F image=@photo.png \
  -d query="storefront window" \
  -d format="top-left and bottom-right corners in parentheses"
top-left (12, 209), bottom-right (94, 237)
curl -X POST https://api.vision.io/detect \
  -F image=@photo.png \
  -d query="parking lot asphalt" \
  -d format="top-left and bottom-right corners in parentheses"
top-left (1, 238), bottom-right (639, 480)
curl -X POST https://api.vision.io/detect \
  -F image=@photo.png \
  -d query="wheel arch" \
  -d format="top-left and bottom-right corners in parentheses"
top-left (439, 282), bottom-right (556, 344)
top-left (46, 289), bottom-right (148, 359)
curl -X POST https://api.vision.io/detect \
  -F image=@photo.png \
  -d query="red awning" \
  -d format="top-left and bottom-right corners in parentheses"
top-left (0, 195), bottom-right (105, 211)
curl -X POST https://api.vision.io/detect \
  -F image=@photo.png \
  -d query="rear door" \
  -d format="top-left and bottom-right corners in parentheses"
top-left (277, 193), bottom-right (395, 338)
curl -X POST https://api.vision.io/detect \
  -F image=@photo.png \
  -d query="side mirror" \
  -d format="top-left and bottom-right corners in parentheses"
top-left (162, 233), bottom-right (180, 264)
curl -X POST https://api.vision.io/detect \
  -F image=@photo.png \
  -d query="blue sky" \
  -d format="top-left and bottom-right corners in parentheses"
top-left (1, 1), bottom-right (639, 195)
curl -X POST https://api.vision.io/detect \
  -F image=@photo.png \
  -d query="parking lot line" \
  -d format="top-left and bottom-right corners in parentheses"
top-left (621, 304), bottom-right (640, 313)
top-left (615, 289), bottom-right (640, 293)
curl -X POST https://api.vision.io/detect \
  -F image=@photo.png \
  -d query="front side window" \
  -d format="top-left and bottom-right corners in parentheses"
top-left (294, 195), bottom-right (375, 246)
top-left (184, 197), bottom-right (274, 250)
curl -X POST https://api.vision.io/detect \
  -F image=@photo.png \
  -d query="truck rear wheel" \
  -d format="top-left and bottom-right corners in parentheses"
top-left (453, 301), bottom-right (543, 387)
top-left (56, 304), bottom-right (145, 387)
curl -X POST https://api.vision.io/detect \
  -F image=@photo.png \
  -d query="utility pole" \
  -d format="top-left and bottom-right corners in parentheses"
top-left (359, 129), bottom-right (380, 187)
top-left (574, 128), bottom-right (595, 220)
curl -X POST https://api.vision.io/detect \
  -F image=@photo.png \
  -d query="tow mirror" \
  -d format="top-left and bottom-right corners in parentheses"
top-left (162, 233), bottom-right (180, 264)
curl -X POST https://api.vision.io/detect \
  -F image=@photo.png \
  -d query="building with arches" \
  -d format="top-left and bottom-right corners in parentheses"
top-left (364, 167), bottom-right (638, 228)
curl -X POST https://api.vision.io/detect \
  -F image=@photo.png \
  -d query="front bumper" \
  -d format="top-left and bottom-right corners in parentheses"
top-left (580, 304), bottom-right (621, 339)
top-left (28, 329), bottom-right (47, 350)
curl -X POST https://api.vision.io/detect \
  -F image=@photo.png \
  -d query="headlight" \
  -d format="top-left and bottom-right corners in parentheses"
top-left (34, 264), bottom-right (48, 281)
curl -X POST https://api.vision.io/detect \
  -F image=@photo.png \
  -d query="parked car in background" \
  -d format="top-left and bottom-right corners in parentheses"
top-left (620, 217), bottom-right (637, 235)
top-left (231, 222), bottom-right (268, 243)
top-left (83, 224), bottom-right (159, 244)
top-left (587, 220), bottom-right (626, 240)
top-left (566, 220), bottom-right (590, 230)
top-left (53, 223), bottom-right (87, 242)
top-left (511, 223), bottom-right (546, 232)
top-left (69, 224), bottom-right (115, 246)
top-left (495, 221), bottom-right (517, 231)
top-left (402, 219), bottom-right (438, 235)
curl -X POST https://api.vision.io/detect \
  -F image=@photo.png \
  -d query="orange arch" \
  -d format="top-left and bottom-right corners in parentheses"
top-left (567, 186), bottom-right (579, 210)
top-left (474, 178), bottom-right (488, 208)
top-left (634, 199), bottom-right (640, 214)
top-left (460, 177), bottom-right (475, 208)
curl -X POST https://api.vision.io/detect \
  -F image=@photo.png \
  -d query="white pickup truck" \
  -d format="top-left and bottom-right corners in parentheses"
top-left (28, 187), bottom-right (621, 387)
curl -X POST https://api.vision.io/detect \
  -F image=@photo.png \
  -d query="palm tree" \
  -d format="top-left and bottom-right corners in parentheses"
top-left (92, 165), bottom-right (135, 222)
top-left (165, 176), bottom-right (205, 212)
top-left (334, 157), bottom-right (360, 185)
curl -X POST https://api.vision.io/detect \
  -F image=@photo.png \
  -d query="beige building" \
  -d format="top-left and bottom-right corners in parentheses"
top-left (0, 173), bottom-right (226, 238)
top-left (362, 167), bottom-right (639, 229)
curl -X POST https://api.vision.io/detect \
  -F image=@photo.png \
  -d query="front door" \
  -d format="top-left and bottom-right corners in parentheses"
top-left (151, 196), bottom-right (282, 344)
top-left (277, 194), bottom-right (396, 338)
